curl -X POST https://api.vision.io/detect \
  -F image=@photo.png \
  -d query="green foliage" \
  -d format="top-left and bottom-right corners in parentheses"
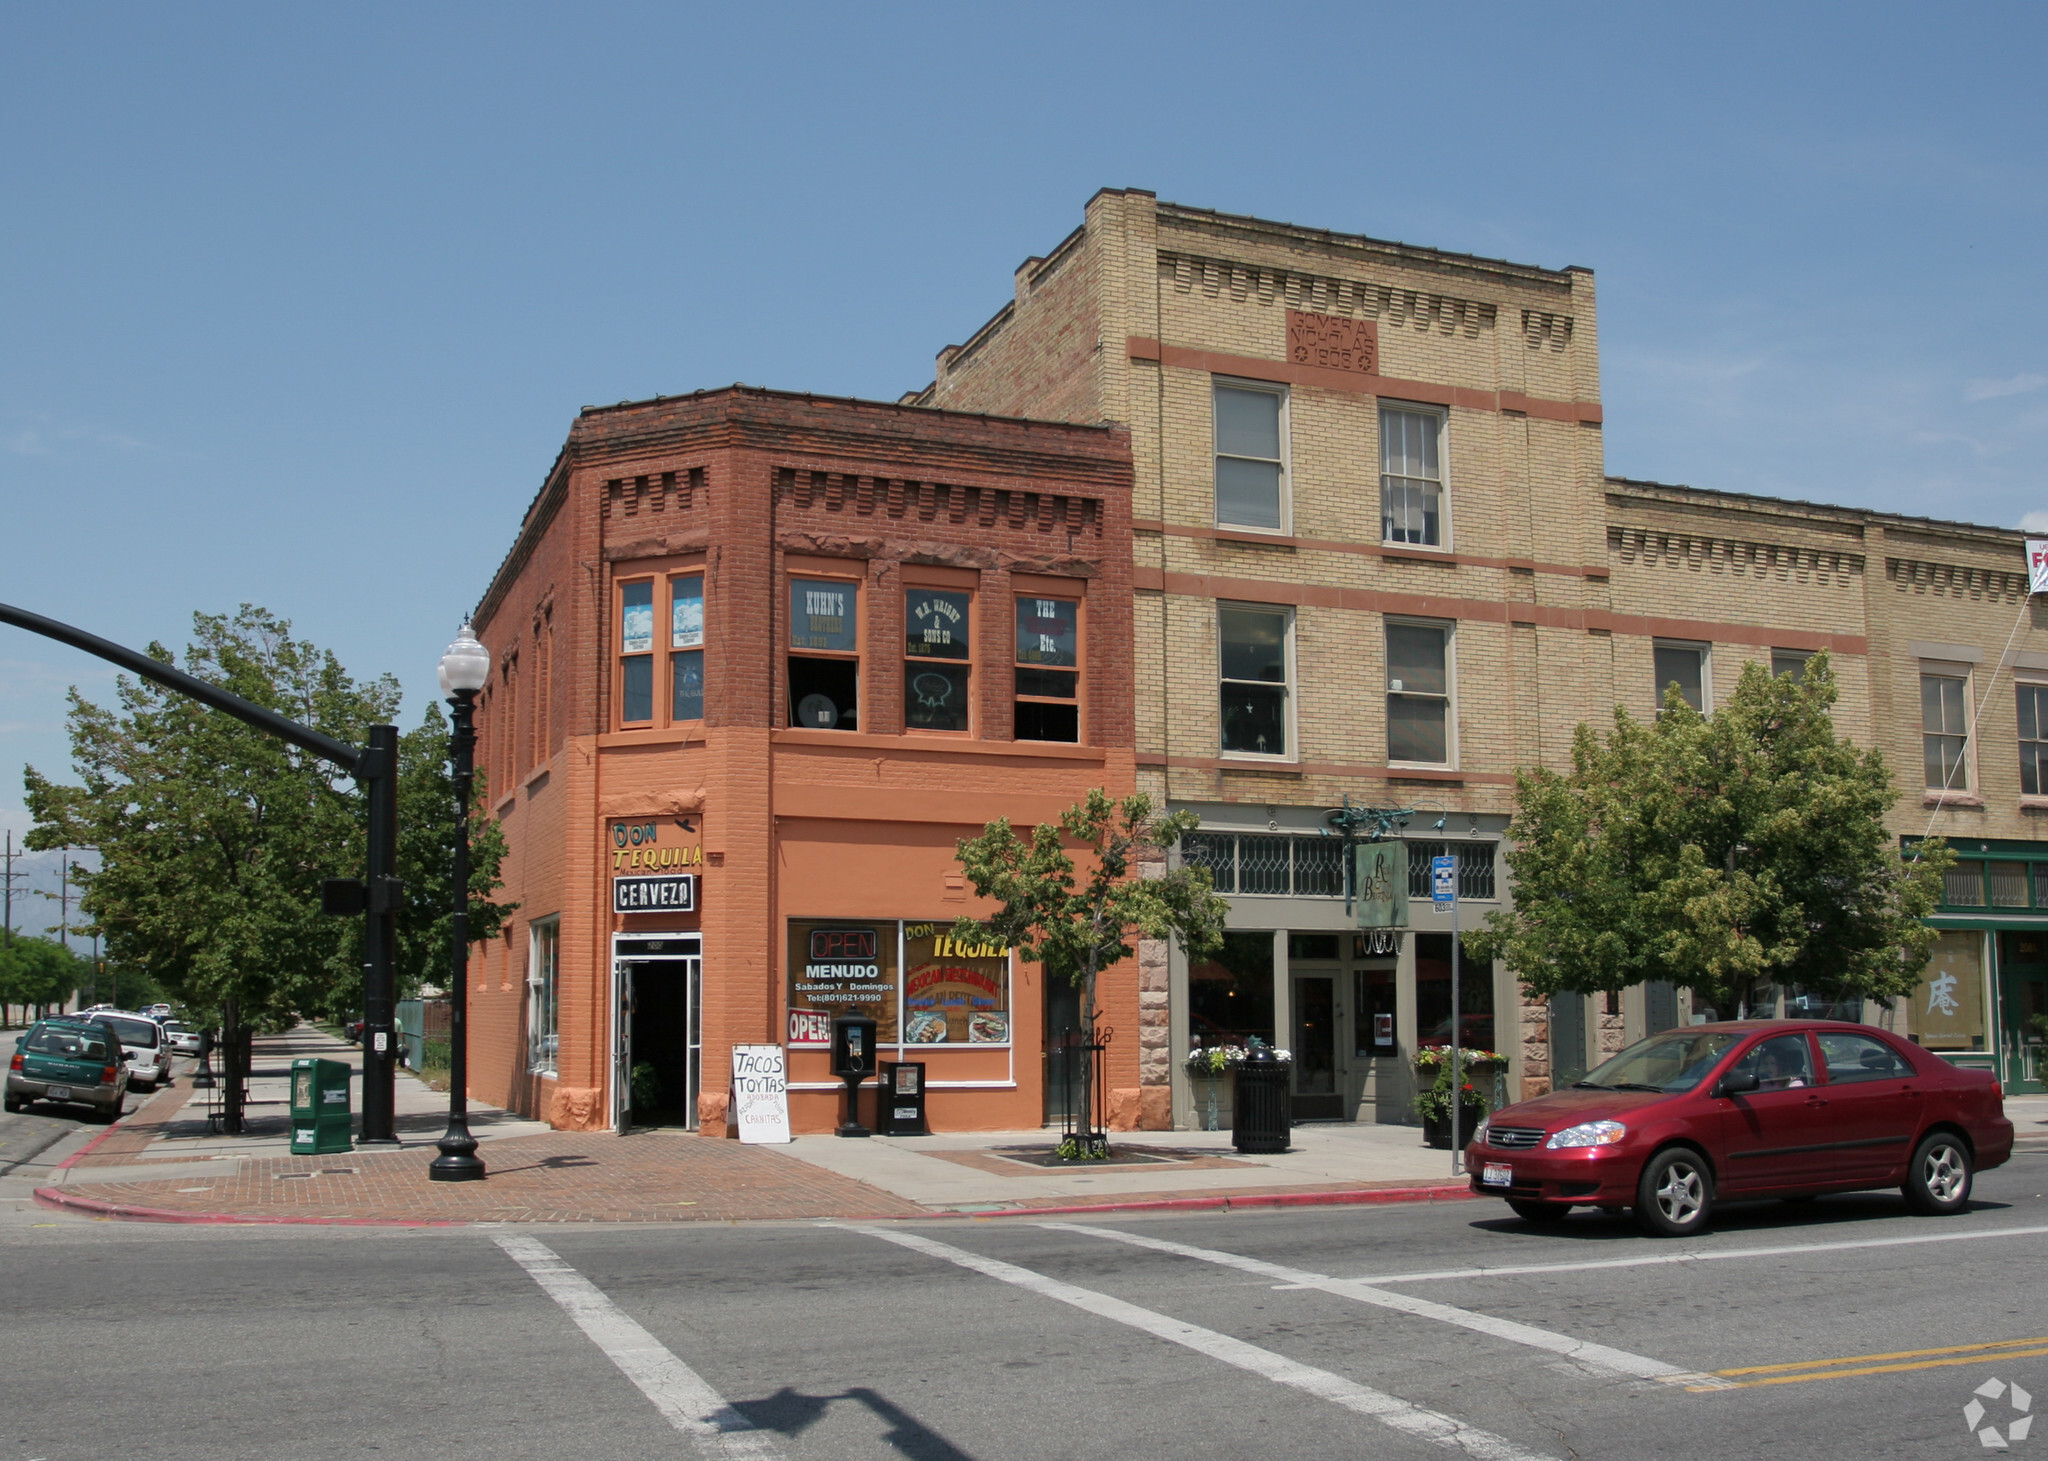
top-left (1464, 652), bottom-right (1950, 1015)
top-left (1412, 1053), bottom-right (1498, 1122)
top-left (395, 703), bottom-right (514, 1004)
top-left (950, 788), bottom-right (1230, 1029)
top-left (0, 935), bottom-right (91, 1014)
top-left (22, 606), bottom-right (514, 1028)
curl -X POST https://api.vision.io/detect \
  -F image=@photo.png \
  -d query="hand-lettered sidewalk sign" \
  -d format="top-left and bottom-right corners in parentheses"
top-left (731, 1044), bottom-right (791, 1144)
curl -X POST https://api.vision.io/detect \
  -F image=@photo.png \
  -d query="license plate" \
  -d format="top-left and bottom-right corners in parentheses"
top-left (1482, 1163), bottom-right (1512, 1188)
top-left (45, 1086), bottom-right (72, 1101)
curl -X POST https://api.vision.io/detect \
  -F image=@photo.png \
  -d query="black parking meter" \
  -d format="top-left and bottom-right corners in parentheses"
top-left (831, 1014), bottom-right (878, 1138)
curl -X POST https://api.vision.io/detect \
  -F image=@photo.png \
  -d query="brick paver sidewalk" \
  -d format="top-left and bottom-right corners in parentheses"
top-left (41, 1129), bottom-right (924, 1224)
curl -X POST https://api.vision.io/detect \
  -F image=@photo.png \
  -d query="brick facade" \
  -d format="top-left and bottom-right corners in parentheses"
top-left (468, 388), bottom-right (1142, 1134)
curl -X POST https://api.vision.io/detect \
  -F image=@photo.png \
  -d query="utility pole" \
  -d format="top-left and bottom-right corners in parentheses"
top-left (3, 829), bottom-right (23, 949)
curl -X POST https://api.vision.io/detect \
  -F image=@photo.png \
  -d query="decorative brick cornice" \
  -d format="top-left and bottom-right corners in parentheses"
top-left (1608, 526), bottom-right (1864, 585)
top-left (1888, 556), bottom-right (2030, 603)
top-left (1159, 249), bottom-right (1506, 341)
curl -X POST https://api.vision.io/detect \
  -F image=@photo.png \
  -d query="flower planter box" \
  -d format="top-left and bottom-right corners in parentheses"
top-left (1188, 1072), bottom-right (1234, 1132)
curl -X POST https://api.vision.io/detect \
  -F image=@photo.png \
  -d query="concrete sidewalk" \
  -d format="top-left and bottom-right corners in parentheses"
top-left (32, 1026), bottom-right (1473, 1225)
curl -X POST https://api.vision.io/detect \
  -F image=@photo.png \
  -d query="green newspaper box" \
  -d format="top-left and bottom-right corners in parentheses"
top-left (290, 1057), bottom-right (353, 1155)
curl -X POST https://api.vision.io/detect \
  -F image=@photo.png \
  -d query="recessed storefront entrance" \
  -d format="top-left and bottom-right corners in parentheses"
top-left (611, 935), bottom-right (702, 1131)
top-left (1999, 931), bottom-right (2048, 1095)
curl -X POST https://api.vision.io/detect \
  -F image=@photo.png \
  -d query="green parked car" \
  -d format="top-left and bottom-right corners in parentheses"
top-left (6, 1017), bottom-right (130, 1122)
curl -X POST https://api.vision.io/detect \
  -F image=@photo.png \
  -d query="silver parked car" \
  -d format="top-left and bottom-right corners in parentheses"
top-left (161, 1020), bottom-right (203, 1057)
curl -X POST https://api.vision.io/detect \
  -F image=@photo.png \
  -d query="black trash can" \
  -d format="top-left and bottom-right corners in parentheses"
top-left (1232, 1052), bottom-right (1292, 1154)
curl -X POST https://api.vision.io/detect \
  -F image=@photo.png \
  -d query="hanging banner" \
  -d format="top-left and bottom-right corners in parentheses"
top-left (2028, 539), bottom-right (2048, 596)
top-left (1355, 841), bottom-right (1410, 930)
top-left (730, 1044), bottom-right (791, 1144)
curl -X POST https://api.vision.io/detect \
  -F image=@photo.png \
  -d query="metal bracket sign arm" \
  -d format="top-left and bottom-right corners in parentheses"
top-left (0, 602), bottom-right (403, 1143)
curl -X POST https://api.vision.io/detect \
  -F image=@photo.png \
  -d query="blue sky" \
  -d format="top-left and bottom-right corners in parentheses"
top-left (4, 2), bottom-right (2046, 930)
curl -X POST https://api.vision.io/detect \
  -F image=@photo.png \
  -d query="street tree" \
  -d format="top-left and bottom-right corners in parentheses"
top-left (950, 788), bottom-right (1230, 1035)
top-left (0, 935), bottom-right (88, 1023)
top-left (23, 606), bottom-right (512, 1033)
top-left (1465, 652), bottom-right (1949, 1018)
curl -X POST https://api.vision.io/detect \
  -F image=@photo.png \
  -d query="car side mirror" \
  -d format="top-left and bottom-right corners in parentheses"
top-left (1716, 1068), bottom-right (1759, 1097)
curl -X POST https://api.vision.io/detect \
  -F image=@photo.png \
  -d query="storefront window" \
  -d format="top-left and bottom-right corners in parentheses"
top-left (527, 918), bottom-right (559, 1076)
top-left (786, 919), bottom-right (898, 1045)
top-left (1188, 931), bottom-right (1275, 1048)
top-left (1907, 931), bottom-right (1987, 1050)
top-left (902, 924), bottom-right (1012, 1045)
top-left (1414, 933), bottom-right (1493, 1052)
top-left (905, 587), bottom-right (972, 733)
top-left (1355, 966), bottom-right (1397, 1056)
top-left (789, 577), bottom-right (860, 730)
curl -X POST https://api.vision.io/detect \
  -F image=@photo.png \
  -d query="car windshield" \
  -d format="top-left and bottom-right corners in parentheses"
top-left (1576, 1029), bottom-right (1746, 1093)
top-left (25, 1027), bottom-right (113, 1062)
top-left (102, 1017), bottom-right (158, 1046)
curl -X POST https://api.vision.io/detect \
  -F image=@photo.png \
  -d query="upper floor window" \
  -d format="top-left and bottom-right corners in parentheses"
top-left (1380, 406), bottom-right (1444, 546)
top-left (616, 572), bottom-right (706, 730)
top-left (1219, 605), bottom-right (1291, 757)
top-left (1923, 671), bottom-right (1969, 791)
top-left (1015, 595), bottom-right (1081, 743)
top-left (1213, 382), bottom-right (1286, 531)
top-left (789, 575), bottom-right (860, 731)
top-left (670, 574), bottom-right (704, 721)
top-left (1387, 620), bottom-right (1452, 765)
top-left (905, 586), bottom-right (972, 733)
top-left (1654, 641), bottom-right (1708, 715)
top-left (2020, 683), bottom-right (2048, 796)
top-left (619, 579), bottom-right (655, 724)
top-left (1771, 649), bottom-right (1813, 681)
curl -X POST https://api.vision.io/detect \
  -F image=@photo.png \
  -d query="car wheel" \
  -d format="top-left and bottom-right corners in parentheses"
top-left (1903, 1132), bottom-right (1973, 1216)
top-left (1505, 1198), bottom-right (1572, 1224)
top-left (101, 1097), bottom-right (123, 1124)
top-left (1634, 1147), bottom-right (1714, 1238)
top-left (3, 1095), bottom-right (22, 1113)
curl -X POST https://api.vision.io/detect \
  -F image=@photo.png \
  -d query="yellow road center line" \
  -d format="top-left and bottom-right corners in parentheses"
top-left (1691, 1344), bottom-right (2048, 1392)
top-left (1714, 1335), bottom-right (2048, 1378)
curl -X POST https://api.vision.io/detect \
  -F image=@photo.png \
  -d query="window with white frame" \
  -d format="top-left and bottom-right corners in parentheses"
top-left (1923, 671), bottom-right (1970, 792)
top-left (1653, 641), bottom-right (1708, 714)
top-left (2020, 683), bottom-right (2048, 796)
top-left (1219, 604), bottom-right (1292, 757)
top-left (1386, 620), bottom-right (1452, 765)
top-left (1380, 405), bottom-right (1445, 546)
top-left (1213, 382), bottom-right (1286, 531)
top-left (527, 918), bottom-right (559, 1077)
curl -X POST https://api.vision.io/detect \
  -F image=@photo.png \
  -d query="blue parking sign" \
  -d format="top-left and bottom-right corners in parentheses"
top-left (1431, 854), bottom-right (1456, 906)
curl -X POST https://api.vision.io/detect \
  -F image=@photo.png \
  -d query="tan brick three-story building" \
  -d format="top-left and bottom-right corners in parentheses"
top-left (921, 188), bottom-right (2048, 1128)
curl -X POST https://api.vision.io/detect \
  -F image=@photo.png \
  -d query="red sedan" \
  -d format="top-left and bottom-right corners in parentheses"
top-left (1465, 1020), bottom-right (2013, 1237)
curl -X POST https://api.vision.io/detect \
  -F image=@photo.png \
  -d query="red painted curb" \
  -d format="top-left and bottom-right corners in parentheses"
top-left (33, 1186), bottom-right (468, 1228)
top-left (973, 1183), bottom-right (1481, 1218)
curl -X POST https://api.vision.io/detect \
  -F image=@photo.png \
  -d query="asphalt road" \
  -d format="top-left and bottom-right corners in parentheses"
top-left (1, 1139), bottom-right (2043, 1460)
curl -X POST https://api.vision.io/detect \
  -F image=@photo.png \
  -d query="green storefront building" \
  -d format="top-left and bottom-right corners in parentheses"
top-left (1906, 836), bottom-right (2048, 1094)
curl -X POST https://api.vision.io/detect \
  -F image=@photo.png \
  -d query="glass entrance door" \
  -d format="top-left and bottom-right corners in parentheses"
top-left (1292, 974), bottom-right (1342, 1120)
top-left (1999, 931), bottom-right (2048, 1094)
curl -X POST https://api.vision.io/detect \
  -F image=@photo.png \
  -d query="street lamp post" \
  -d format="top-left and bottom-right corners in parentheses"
top-left (428, 622), bottom-right (490, 1183)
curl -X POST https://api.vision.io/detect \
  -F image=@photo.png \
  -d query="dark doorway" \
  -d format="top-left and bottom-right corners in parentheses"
top-left (1043, 975), bottom-right (1082, 1124)
top-left (1292, 974), bottom-right (1343, 1120)
top-left (626, 960), bottom-right (699, 1127)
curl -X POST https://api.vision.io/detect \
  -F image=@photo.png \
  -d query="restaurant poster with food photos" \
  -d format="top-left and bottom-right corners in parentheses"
top-left (786, 920), bottom-right (899, 1046)
top-left (902, 923), bottom-right (1013, 1046)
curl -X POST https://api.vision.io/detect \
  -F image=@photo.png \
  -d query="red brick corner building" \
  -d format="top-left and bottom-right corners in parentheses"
top-left (467, 387), bottom-right (1144, 1135)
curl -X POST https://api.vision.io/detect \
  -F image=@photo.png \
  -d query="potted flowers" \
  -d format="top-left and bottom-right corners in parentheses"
top-left (1184, 1043), bottom-right (1245, 1131)
top-left (1413, 1047), bottom-right (1502, 1148)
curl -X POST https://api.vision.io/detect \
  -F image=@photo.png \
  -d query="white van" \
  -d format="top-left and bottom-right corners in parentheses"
top-left (94, 1012), bottom-right (173, 1091)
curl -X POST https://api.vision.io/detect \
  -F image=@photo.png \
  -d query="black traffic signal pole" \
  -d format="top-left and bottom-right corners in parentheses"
top-left (0, 602), bottom-right (402, 1143)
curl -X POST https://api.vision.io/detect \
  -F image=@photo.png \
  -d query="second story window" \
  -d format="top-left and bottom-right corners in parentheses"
top-left (1213, 382), bottom-right (1286, 531)
top-left (1219, 605), bottom-right (1291, 757)
top-left (670, 574), bottom-right (705, 721)
top-left (1386, 620), bottom-right (1451, 765)
top-left (1923, 672), bottom-right (1969, 791)
top-left (1654, 641), bottom-right (1708, 715)
top-left (1380, 406), bottom-right (1444, 546)
top-left (1015, 595), bottom-right (1081, 742)
top-left (619, 580), bottom-right (655, 724)
top-left (2021, 683), bottom-right (2048, 796)
top-left (905, 587), bottom-right (972, 733)
top-left (789, 575), bottom-right (860, 731)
